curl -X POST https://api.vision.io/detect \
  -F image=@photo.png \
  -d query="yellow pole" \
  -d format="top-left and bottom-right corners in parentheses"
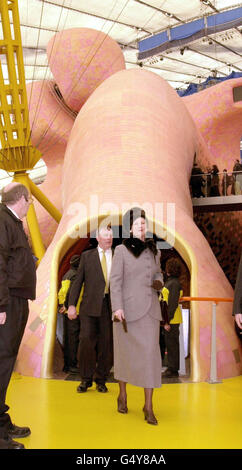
top-left (13, 171), bottom-right (46, 263)
top-left (0, 1), bottom-right (61, 267)
top-left (28, 178), bottom-right (62, 223)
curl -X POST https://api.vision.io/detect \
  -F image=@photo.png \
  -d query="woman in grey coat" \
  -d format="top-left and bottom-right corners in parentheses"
top-left (110, 208), bottom-right (163, 425)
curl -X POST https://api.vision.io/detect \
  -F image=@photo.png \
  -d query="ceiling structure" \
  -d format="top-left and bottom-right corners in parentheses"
top-left (17, 0), bottom-right (242, 90)
top-left (0, 0), bottom-right (242, 186)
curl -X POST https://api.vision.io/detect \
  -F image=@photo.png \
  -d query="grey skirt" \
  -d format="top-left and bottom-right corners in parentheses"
top-left (113, 312), bottom-right (162, 388)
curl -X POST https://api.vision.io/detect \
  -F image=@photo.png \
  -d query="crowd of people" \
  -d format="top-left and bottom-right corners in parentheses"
top-left (0, 183), bottom-right (241, 449)
top-left (190, 159), bottom-right (242, 198)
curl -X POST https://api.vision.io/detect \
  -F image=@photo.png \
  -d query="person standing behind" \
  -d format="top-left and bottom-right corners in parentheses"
top-left (190, 163), bottom-right (205, 198)
top-left (205, 167), bottom-right (212, 197)
top-left (210, 164), bottom-right (220, 196)
top-left (110, 208), bottom-right (163, 426)
top-left (222, 169), bottom-right (231, 196)
top-left (161, 258), bottom-right (183, 378)
top-left (0, 183), bottom-right (36, 449)
top-left (68, 226), bottom-right (113, 393)
top-left (232, 159), bottom-right (242, 195)
top-left (58, 255), bottom-right (82, 373)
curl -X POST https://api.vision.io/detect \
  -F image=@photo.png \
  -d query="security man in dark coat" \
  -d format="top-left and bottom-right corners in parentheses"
top-left (58, 254), bottom-right (81, 372)
top-left (161, 258), bottom-right (183, 378)
top-left (0, 182), bottom-right (36, 449)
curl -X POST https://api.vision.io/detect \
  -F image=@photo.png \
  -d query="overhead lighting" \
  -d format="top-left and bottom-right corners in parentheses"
top-left (148, 57), bottom-right (160, 65)
top-left (180, 46), bottom-right (189, 55)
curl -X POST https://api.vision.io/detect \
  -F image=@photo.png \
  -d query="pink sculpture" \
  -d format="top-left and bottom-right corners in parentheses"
top-left (16, 28), bottom-right (241, 382)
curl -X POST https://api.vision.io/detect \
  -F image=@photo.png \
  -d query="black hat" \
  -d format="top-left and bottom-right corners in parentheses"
top-left (122, 207), bottom-right (147, 237)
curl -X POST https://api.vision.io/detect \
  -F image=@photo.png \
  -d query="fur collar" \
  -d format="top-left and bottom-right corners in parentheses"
top-left (123, 237), bottom-right (157, 258)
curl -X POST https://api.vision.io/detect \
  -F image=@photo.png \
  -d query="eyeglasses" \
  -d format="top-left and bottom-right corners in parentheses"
top-left (24, 195), bottom-right (34, 203)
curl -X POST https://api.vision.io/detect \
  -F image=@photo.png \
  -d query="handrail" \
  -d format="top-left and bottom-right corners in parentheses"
top-left (180, 296), bottom-right (233, 303)
top-left (190, 170), bottom-right (242, 196)
top-left (191, 171), bottom-right (242, 177)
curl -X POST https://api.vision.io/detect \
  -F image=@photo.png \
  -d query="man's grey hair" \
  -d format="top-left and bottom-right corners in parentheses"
top-left (1, 183), bottom-right (29, 205)
top-left (96, 223), bottom-right (112, 238)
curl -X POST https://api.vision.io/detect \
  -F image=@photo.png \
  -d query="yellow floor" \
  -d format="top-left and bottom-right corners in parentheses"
top-left (7, 373), bottom-right (242, 450)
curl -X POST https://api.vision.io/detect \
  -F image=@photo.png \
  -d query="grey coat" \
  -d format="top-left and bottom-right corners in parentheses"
top-left (110, 243), bottom-right (163, 322)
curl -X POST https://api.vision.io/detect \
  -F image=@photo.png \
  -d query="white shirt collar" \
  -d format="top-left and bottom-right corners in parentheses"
top-left (97, 245), bottom-right (112, 254)
top-left (6, 205), bottom-right (20, 220)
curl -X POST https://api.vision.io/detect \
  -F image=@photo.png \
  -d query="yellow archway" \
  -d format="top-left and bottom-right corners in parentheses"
top-left (41, 214), bottom-right (200, 382)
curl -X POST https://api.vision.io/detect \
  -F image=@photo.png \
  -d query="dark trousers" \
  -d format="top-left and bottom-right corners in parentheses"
top-left (191, 185), bottom-right (204, 198)
top-left (159, 326), bottom-right (166, 361)
top-left (63, 315), bottom-right (80, 369)
top-left (0, 296), bottom-right (29, 438)
top-left (164, 323), bottom-right (180, 373)
top-left (79, 296), bottom-right (113, 385)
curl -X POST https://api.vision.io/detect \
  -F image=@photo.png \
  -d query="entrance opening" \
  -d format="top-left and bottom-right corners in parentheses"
top-left (53, 226), bottom-right (191, 383)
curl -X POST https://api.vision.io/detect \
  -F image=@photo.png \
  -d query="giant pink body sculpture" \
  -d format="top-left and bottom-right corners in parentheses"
top-left (16, 28), bottom-right (241, 382)
top-left (26, 28), bottom-right (125, 247)
top-left (184, 78), bottom-right (242, 170)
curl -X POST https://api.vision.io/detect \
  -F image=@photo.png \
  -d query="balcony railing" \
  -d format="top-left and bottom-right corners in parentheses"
top-left (190, 170), bottom-right (242, 197)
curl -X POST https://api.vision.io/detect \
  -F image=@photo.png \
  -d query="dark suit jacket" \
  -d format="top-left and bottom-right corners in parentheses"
top-left (68, 248), bottom-right (111, 317)
top-left (233, 252), bottom-right (242, 316)
top-left (0, 204), bottom-right (36, 312)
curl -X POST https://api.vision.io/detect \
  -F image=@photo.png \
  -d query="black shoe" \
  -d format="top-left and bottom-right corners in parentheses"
top-left (7, 424), bottom-right (31, 439)
top-left (77, 381), bottom-right (92, 393)
top-left (69, 366), bottom-right (79, 374)
top-left (96, 384), bottom-right (108, 393)
top-left (162, 368), bottom-right (179, 378)
top-left (0, 437), bottom-right (25, 449)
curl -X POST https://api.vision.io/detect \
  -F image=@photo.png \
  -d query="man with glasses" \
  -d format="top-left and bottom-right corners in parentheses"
top-left (0, 182), bottom-right (36, 449)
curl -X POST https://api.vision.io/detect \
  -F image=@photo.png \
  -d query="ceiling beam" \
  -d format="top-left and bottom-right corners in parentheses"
top-left (133, 0), bottom-right (184, 23)
top-left (146, 52), bottom-right (226, 75)
top-left (208, 36), bottom-right (242, 59)
top-left (35, 0), bottom-right (151, 34)
top-left (188, 46), bottom-right (242, 72)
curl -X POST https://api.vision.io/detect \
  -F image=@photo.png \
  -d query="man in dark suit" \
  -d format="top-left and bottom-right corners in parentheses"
top-left (0, 183), bottom-right (36, 449)
top-left (68, 225), bottom-right (113, 393)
